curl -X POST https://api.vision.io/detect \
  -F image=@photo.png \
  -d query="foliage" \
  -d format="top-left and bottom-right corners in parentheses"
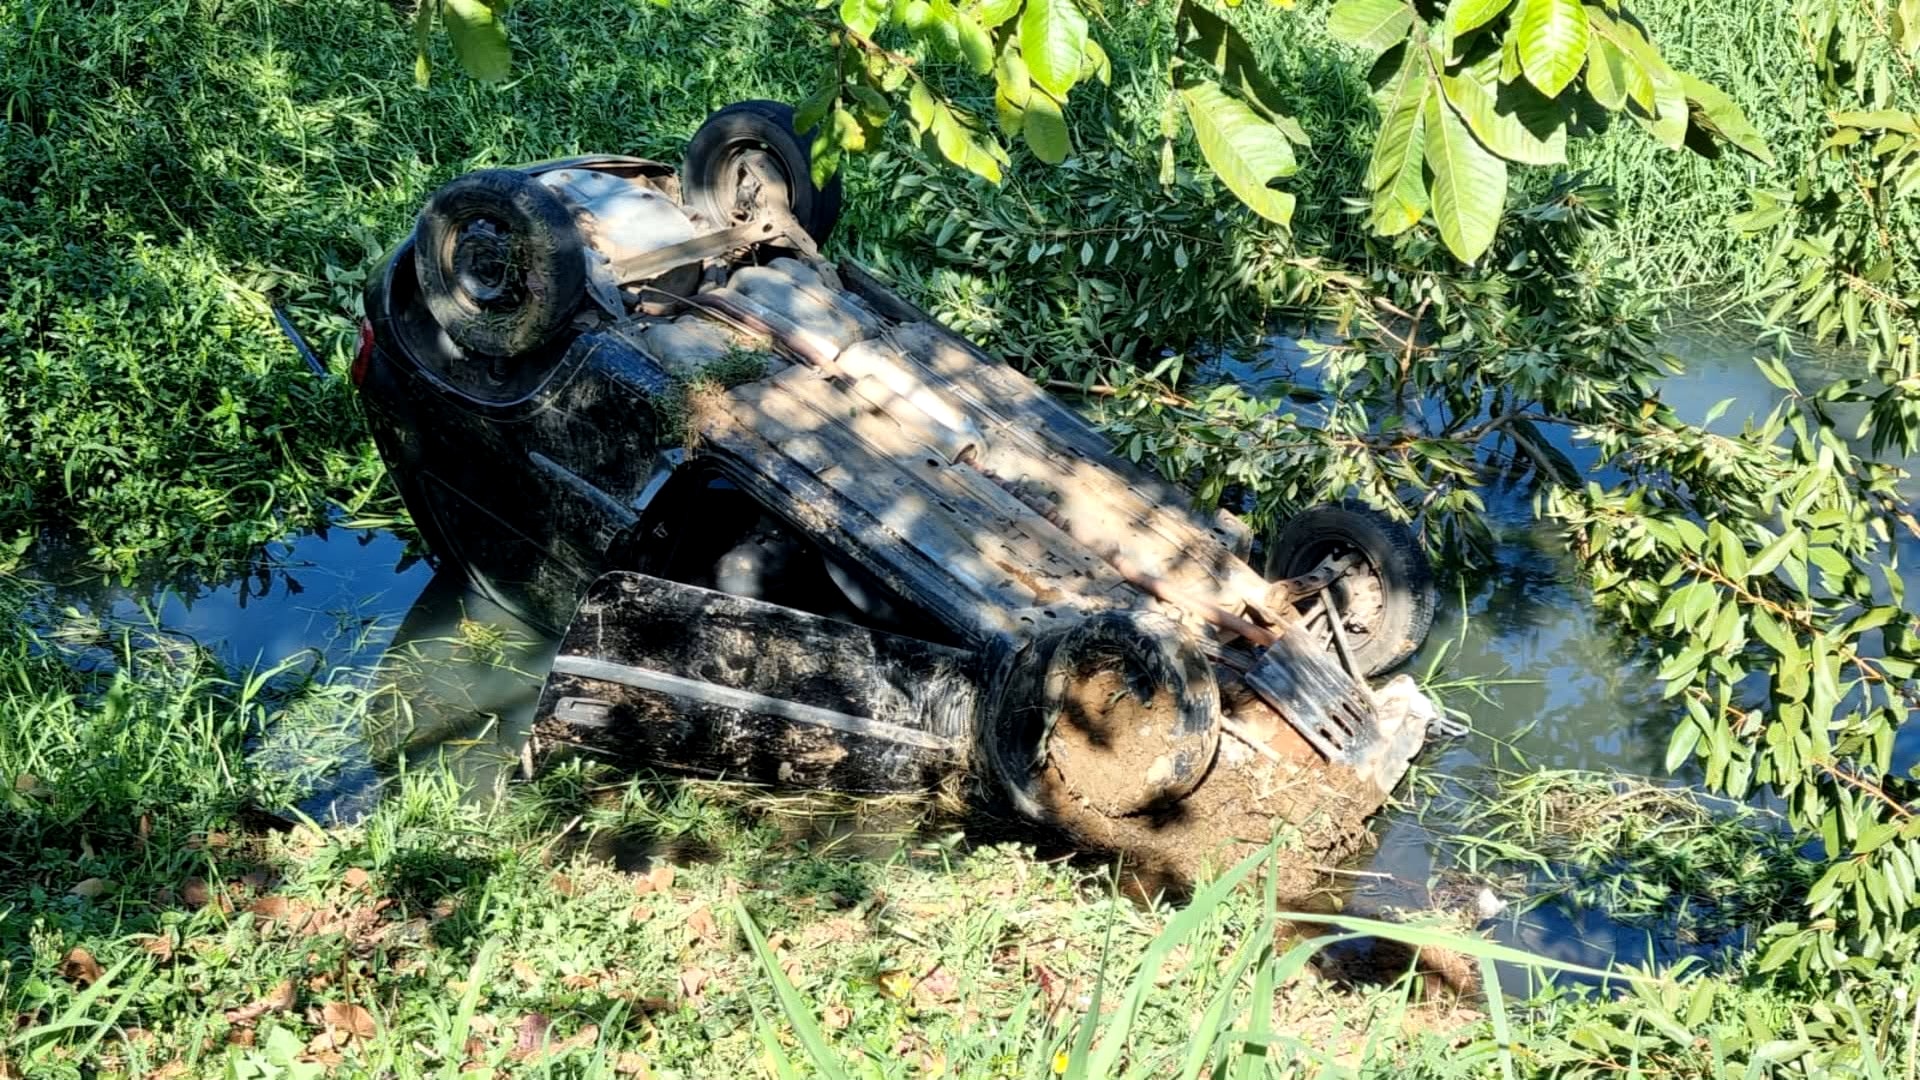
top-left (1739, 0), bottom-right (1920, 444)
top-left (1423, 770), bottom-right (1814, 942)
top-left (418, 0), bottom-right (1766, 263)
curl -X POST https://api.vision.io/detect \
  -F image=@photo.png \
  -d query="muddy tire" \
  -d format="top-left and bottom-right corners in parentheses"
top-left (414, 169), bottom-right (585, 359)
top-left (983, 611), bottom-right (1219, 821)
top-left (682, 101), bottom-right (841, 245)
top-left (1265, 501), bottom-right (1435, 677)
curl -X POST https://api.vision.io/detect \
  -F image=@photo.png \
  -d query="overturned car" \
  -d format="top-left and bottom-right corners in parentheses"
top-left (355, 102), bottom-right (1439, 878)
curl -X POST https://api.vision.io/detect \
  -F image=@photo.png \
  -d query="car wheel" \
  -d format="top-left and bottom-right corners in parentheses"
top-left (1264, 500), bottom-right (1436, 677)
top-left (414, 169), bottom-right (586, 359)
top-left (682, 100), bottom-right (842, 245)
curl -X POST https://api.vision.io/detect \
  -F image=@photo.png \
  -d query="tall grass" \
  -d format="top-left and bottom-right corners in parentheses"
top-left (1568, 0), bottom-right (1917, 297)
top-left (0, 0), bottom-right (835, 577)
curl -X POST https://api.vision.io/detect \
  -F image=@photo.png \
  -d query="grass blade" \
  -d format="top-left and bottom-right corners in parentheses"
top-left (1083, 837), bottom-right (1282, 1078)
top-left (734, 899), bottom-right (852, 1080)
top-left (1480, 954), bottom-right (1516, 1080)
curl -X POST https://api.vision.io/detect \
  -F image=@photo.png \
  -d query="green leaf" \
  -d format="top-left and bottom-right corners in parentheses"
top-left (973, 0), bottom-right (1021, 29)
top-left (1423, 88), bottom-right (1508, 262)
top-left (995, 87), bottom-right (1026, 135)
top-left (955, 9), bottom-right (994, 75)
top-left (1024, 89), bottom-right (1070, 163)
top-left (1369, 51), bottom-right (1430, 235)
top-left (1899, 0), bottom-right (1920, 54)
top-left (795, 71), bottom-right (840, 136)
top-left (1641, 66), bottom-right (1689, 148)
top-left (1445, 0), bottom-right (1515, 38)
top-left (1679, 72), bottom-right (1775, 165)
top-left (932, 108), bottom-right (1007, 183)
top-left (830, 104), bottom-right (867, 153)
top-left (1021, 0), bottom-right (1089, 97)
top-left (1081, 38), bottom-right (1112, 84)
top-left (1180, 80), bottom-right (1299, 226)
top-left (1832, 110), bottom-right (1920, 134)
top-left (840, 0), bottom-right (887, 36)
top-left (1180, 2), bottom-right (1300, 131)
top-left (444, 0), bottom-right (510, 81)
top-left (1665, 717), bottom-right (1701, 771)
top-left (1584, 36), bottom-right (1636, 111)
top-left (1441, 67), bottom-right (1568, 165)
top-left (1514, 0), bottom-right (1589, 97)
top-left (1598, 12), bottom-right (1687, 148)
top-left (1327, 0), bottom-right (1415, 54)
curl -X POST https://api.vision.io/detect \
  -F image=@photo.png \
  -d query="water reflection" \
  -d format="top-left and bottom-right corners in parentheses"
top-left (315, 569), bottom-right (555, 822)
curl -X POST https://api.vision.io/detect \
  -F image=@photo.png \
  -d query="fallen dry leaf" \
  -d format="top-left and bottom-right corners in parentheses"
top-left (180, 878), bottom-right (212, 909)
top-left (226, 1028), bottom-right (256, 1048)
top-left (320, 1000), bottom-right (377, 1040)
top-left (913, 965), bottom-right (958, 1006)
top-left (306, 1029), bottom-right (343, 1056)
top-left (224, 980), bottom-right (296, 1025)
top-left (822, 1004), bottom-right (852, 1030)
top-left (1031, 963), bottom-right (1069, 1015)
top-left (341, 867), bottom-right (370, 892)
top-left (627, 904), bottom-right (654, 923)
top-left (562, 973), bottom-right (597, 991)
top-left (69, 877), bottom-right (109, 899)
top-left (12, 772), bottom-right (40, 795)
top-left (60, 947), bottom-right (104, 987)
top-left (141, 935), bottom-right (175, 963)
top-left (300, 1049), bottom-right (345, 1067)
top-left (550, 873), bottom-right (577, 896)
top-left (511, 1013), bottom-right (552, 1061)
top-left (511, 959), bottom-right (541, 985)
top-left (615, 1051), bottom-right (653, 1076)
top-left (677, 967), bottom-right (710, 1001)
top-left (146, 1062), bottom-right (190, 1080)
top-left (553, 1024), bottom-right (600, 1057)
top-left (685, 907), bottom-right (718, 944)
top-left (646, 865), bottom-right (675, 893)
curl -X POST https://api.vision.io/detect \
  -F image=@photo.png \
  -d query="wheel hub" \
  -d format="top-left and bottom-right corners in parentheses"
top-left (452, 217), bottom-right (521, 308)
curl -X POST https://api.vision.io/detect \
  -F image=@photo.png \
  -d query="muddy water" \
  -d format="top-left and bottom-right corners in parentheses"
top-left (20, 326), bottom-right (1908, 974)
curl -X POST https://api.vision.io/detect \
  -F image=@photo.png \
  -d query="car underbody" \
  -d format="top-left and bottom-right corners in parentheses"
top-left (357, 102), bottom-right (1438, 881)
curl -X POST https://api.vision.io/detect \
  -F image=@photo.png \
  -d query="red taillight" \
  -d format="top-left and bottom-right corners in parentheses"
top-left (351, 319), bottom-right (375, 385)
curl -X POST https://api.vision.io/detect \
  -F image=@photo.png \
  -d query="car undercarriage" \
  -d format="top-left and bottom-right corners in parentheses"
top-left (355, 101), bottom-right (1440, 879)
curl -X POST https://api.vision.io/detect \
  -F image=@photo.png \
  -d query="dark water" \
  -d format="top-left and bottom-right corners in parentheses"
top-left (18, 327), bottom-right (1910, 976)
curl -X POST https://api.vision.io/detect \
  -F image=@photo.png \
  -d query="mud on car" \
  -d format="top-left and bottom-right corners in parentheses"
top-left (355, 101), bottom-right (1439, 880)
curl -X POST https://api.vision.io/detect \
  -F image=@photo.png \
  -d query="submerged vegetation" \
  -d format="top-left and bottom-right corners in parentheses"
top-left (4, 0), bottom-right (1920, 1075)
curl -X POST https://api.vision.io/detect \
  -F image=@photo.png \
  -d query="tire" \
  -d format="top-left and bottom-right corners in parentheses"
top-left (682, 100), bottom-right (842, 245)
top-left (1264, 500), bottom-right (1436, 677)
top-left (414, 169), bottom-right (586, 359)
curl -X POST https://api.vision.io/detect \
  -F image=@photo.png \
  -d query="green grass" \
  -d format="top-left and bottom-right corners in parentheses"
top-left (0, 0), bottom-right (838, 578)
top-left (0, 587), bottom-right (1907, 1079)
top-left (1567, 0), bottom-right (1919, 295)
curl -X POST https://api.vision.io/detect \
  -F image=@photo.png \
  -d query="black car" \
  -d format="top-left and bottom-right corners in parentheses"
top-left (352, 102), bottom-right (1438, 866)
